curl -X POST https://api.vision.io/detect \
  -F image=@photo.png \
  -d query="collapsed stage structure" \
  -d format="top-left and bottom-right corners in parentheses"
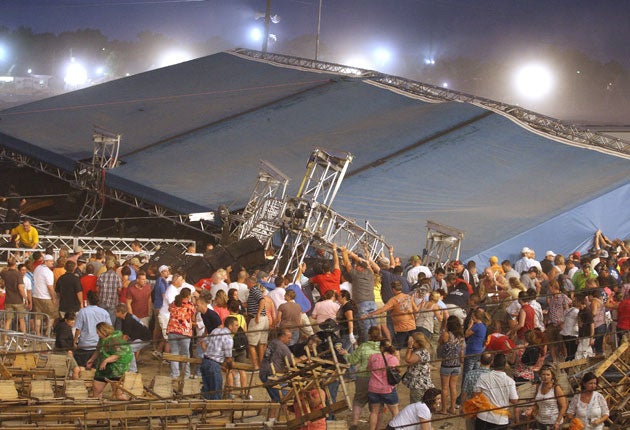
top-left (0, 49), bottom-right (627, 265)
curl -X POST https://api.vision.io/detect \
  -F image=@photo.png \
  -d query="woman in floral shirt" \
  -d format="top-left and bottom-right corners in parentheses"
top-left (167, 288), bottom-right (196, 378)
top-left (402, 331), bottom-right (435, 403)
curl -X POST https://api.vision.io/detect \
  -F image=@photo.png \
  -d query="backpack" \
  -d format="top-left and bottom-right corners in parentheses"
top-left (233, 327), bottom-right (248, 352)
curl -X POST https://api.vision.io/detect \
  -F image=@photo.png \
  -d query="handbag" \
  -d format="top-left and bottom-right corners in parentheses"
top-left (381, 352), bottom-right (402, 385)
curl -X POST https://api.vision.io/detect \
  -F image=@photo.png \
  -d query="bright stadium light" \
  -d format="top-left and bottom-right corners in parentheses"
top-left (373, 47), bottom-right (392, 66)
top-left (159, 50), bottom-right (192, 67)
top-left (64, 59), bottom-right (88, 86)
top-left (344, 56), bottom-right (372, 71)
top-left (249, 27), bottom-right (263, 42)
top-left (514, 63), bottom-right (554, 100)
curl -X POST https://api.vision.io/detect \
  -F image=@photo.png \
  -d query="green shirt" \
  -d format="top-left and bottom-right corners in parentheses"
top-left (572, 270), bottom-right (597, 291)
top-left (346, 340), bottom-right (380, 372)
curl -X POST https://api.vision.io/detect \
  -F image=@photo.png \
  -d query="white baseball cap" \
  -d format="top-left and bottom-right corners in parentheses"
top-left (158, 265), bottom-right (170, 273)
top-left (43, 254), bottom-right (54, 262)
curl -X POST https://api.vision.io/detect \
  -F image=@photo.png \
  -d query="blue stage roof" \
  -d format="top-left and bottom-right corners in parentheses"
top-left (1, 51), bottom-right (628, 261)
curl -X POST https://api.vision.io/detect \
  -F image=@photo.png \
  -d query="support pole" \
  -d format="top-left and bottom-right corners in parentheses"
top-left (262, 0), bottom-right (272, 53)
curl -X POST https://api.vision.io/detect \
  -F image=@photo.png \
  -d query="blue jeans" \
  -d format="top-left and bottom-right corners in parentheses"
top-left (200, 357), bottom-right (223, 400)
top-left (167, 333), bottom-right (191, 378)
top-left (458, 354), bottom-right (480, 404)
top-left (593, 324), bottom-right (607, 355)
top-left (357, 301), bottom-right (377, 342)
top-left (341, 333), bottom-right (356, 378)
top-left (195, 341), bottom-right (204, 377)
top-left (260, 372), bottom-right (283, 402)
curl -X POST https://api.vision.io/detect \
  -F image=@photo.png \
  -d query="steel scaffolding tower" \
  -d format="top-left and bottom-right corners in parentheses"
top-left (232, 149), bottom-right (389, 281)
top-left (71, 127), bottom-right (121, 236)
top-left (422, 220), bottom-right (465, 270)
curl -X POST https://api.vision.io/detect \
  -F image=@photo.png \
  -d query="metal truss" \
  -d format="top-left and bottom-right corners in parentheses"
top-left (232, 48), bottom-right (379, 78)
top-left (0, 207), bottom-right (53, 234)
top-left (423, 220), bottom-right (465, 270)
top-left (0, 233), bottom-right (194, 258)
top-left (71, 127), bottom-right (120, 236)
top-left (232, 49), bottom-right (630, 158)
top-left (260, 149), bottom-right (388, 279)
top-left (0, 144), bottom-right (218, 237)
top-left (234, 160), bottom-right (290, 246)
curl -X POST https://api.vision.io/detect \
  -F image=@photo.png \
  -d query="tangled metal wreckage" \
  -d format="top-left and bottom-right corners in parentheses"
top-left (0, 334), bottom-right (350, 429)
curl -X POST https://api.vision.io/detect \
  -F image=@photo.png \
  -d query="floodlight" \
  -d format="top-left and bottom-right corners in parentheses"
top-left (189, 212), bottom-right (215, 222)
top-left (514, 63), bottom-right (554, 100)
top-left (249, 27), bottom-right (263, 42)
top-left (64, 60), bottom-right (88, 86)
top-left (159, 51), bottom-right (191, 67)
top-left (373, 48), bottom-right (392, 66)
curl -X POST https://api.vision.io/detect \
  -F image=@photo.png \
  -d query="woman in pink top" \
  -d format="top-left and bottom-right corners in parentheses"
top-left (311, 290), bottom-right (340, 325)
top-left (213, 289), bottom-right (230, 323)
top-left (367, 339), bottom-right (400, 430)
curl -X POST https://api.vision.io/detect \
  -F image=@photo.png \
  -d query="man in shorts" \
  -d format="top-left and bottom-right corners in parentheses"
top-left (246, 276), bottom-right (269, 369)
top-left (2, 257), bottom-right (27, 337)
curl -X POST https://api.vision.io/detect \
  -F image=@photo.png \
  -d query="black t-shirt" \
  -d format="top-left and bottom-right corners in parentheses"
top-left (56, 272), bottom-right (83, 313)
top-left (444, 286), bottom-right (469, 308)
top-left (200, 308), bottom-right (222, 335)
top-left (337, 300), bottom-right (359, 336)
top-left (578, 308), bottom-right (594, 337)
top-left (121, 313), bottom-right (151, 341)
top-left (54, 320), bottom-right (75, 352)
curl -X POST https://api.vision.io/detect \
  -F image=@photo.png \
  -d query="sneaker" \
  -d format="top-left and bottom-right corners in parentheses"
top-left (151, 351), bottom-right (162, 360)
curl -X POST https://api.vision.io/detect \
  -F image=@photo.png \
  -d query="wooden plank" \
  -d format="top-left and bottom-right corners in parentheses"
top-left (595, 341), bottom-right (629, 377)
top-left (86, 408), bottom-right (193, 420)
top-left (162, 353), bottom-right (201, 364)
top-left (557, 358), bottom-right (589, 369)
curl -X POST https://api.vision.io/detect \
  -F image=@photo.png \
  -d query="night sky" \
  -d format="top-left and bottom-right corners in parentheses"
top-left (2, 0), bottom-right (629, 67)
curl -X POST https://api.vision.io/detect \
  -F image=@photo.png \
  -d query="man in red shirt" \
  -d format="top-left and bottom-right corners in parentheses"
top-left (309, 243), bottom-right (341, 296)
top-left (126, 270), bottom-right (152, 327)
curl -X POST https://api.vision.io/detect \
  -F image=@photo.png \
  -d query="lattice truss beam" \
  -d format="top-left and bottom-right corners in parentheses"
top-left (233, 49), bottom-right (630, 157)
top-left (235, 160), bottom-right (290, 246)
top-left (232, 148), bottom-right (389, 280)
top-left (0, 144), bottom-right (217, 236)
top-left (423, 220), bottom-right (465, 270)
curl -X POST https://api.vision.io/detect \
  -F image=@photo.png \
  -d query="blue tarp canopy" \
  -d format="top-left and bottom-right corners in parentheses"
top-left (0, 51), bottom-right (628, 263)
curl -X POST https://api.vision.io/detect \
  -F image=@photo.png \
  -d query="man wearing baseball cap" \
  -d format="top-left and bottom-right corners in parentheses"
top-left (515, 247), bottom-right (535, 275)
top-left (540, 250), bottom-right (557, 275)
top-left (152, 265), bottom-right (170, 358)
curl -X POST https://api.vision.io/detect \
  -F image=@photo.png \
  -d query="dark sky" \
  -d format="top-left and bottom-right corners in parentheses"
top-left (2, 0), bottom-right (629, 67)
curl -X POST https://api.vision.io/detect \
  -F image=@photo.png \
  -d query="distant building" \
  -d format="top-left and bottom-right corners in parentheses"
top-left (0, 74), bottom-right (53, 92)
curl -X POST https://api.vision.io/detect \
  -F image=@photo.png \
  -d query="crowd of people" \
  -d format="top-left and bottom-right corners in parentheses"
top-left (0, 217), bottom-right (628, 430)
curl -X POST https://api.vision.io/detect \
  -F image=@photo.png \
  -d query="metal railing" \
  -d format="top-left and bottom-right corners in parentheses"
top-left (0, 329), bottom-right (55, 353)
top-left (0, 309), bottom-right (53, 337)
top-left (0, 310), bottom-right (54, 342)
top-left (0, 234), bottom-right (196, 263)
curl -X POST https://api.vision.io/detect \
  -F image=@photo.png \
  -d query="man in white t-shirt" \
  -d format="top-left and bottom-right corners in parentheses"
top-left (32, 254), bottom-right (57, 335)
top-left (406, 255), bottom-right (432, 285)
top-left (473, 353), bottom-right (518, 429)
top-left (268, 276), bottom-right (288, 310)
top-left (228, 270), bottom-right (249, 304)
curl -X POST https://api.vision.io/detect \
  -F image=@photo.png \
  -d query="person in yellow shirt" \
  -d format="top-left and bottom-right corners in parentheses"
top-left (11, 219), bottom-right (39, 249)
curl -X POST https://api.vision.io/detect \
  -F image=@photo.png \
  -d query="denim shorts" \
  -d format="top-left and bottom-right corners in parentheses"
top-left (440, 365), bottom-right (461, 376)
top-left (368, 389), bottom-right (399, 405)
